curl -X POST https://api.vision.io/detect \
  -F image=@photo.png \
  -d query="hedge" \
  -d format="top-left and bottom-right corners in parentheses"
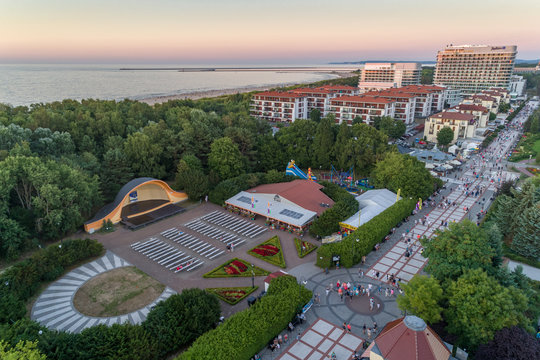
top-left (0, 238), bottom-right (104, 323)
top-left (178, 275), bottom-right (312, 360)
top-left (309, 181), bottom-right (359, 238)
top-left (316, 198), bottom-right (416, 269)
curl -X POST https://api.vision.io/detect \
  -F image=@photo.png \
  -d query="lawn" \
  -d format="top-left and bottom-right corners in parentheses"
top-left (73, 266), bottom-right (165, 317)
top-left (248, 236), bottom-right (286, 268)
top-left (206, 286), bottom-right (258, 305)
top-left (203, 258), bottom-right (270, 278)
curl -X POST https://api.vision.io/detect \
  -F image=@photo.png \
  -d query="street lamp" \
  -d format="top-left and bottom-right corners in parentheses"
top-left (250, 264), bottom-right (255, 288)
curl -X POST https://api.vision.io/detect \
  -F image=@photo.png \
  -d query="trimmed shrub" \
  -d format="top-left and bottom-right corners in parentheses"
top-left (309, 181), bottom-right (359, 238)
top-left (178, 275), bottom-right (312, 360)
top-left (316, 198), bottom-right (415, 268)
top-left (143, 289), bottom-right (221, 359)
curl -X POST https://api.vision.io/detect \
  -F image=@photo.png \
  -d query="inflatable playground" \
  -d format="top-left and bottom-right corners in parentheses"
top-left (285, 161), bottom-right (374, 194)
top-left (286, 160), bottom-right (317, 181)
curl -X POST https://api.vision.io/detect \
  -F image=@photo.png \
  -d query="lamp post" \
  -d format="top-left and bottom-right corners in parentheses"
top-left (250, 264), bottom-right (255, 288)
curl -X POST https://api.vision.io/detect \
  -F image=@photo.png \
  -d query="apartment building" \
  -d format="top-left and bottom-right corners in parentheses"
top-left (398, 85), bottom-right (447, 118)
top-left (363, 89), bottom-right (417, 125)
top-left (482, 89), bottom-right (510, 104)
top-left (317, 85), bottom-right (360, 96)
top-left (290, 87), bottom-right (336, 117)
top-left (358, 63), bottom-right (421, 92)
top-left (425, 111), bottom-right (477, 144)
top-left (509, 75), bottom-right (527, 98)
top-left (329, 96), bottom-right (396, 125)
top-left (452, 103), bottom-right (490, 127)
top-left (434, 45), bottom-right (517, 95)
top-left (250, 91), bottom-right (308, 123)
top-left (462, 94), bottom-right (498, 114)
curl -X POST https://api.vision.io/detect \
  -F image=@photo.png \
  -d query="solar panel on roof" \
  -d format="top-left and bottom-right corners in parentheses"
top-left (237, 196), bottom-right (252, 204)
top-left (279, 209), bottom-right (303, 219)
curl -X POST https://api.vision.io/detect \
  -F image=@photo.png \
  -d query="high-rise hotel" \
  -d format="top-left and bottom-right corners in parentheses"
top-left (358, 62), bottom-right (422, 92)
top-left (434, 45), bottom-right (517, 98)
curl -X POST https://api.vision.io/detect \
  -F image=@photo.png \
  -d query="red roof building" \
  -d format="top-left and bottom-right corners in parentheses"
top-left (329, 95), bottom-right (397, 125)
top-left (247, 180), bottom-right (334, 216)
top-left (250, 91), bottom-right (308, 123)
top-left (362, 316), bottom-right (452, 360)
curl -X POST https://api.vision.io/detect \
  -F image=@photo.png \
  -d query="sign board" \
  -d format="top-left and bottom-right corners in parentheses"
top-left (322, 234), bottom-right (343, 244)
top-left (339, 222), bottom-right (357, 231)
top-left (129, 191), bottom-right (138, 202)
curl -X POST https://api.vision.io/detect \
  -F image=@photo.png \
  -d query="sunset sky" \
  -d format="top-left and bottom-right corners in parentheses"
top-left (1, 0), bottom-right (539, 64)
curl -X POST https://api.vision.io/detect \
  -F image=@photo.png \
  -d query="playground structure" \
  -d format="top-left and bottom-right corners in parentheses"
top-left (286, 160), bottom-right (317, 181)
top-left (317, 165), bottom-right (375, 194)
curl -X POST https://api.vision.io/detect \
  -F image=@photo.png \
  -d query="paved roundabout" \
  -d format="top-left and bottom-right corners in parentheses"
top-left (31, 250), bottom-right (176, 333)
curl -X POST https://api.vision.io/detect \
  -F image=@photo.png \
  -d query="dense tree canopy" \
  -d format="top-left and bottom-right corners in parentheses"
top-left (436, 126), bottom-right (454, 146)
top-left (373, 152), bottom-right (439, 199)
top-left (421, 221), bottom-right (495, 283)
top-left (373, 116), bottom-right (406, 139)
top-left (396, 275), bottom-right (443, 324)
top-left (445, 269), bottom-right (528, 351)
top-left (475, 326), bottom-right (540, 360)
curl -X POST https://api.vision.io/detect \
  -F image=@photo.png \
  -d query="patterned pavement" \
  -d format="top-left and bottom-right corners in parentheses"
top-left (366, 109), bottom-right (524, 285)
top-left (31, 251), bottom-right (176, 333)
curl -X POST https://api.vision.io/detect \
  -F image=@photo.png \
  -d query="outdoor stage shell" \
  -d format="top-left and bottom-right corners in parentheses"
top-left (84, 177), bottom-right (187, 233)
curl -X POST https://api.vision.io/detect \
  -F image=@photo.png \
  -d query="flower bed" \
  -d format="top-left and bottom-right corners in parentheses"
top-left (206, 286), bottom-right (258, 305)
top-left (248, 236), bottom-right (286, 268)
top-left (203, 258), bottom-right (270, 278)
top-left (294, 238), bottom-right (318, 258)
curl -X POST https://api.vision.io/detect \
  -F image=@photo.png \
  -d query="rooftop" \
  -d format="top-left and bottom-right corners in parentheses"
top-left (453, 104), bottom-right (489, 113)
top-left (330, 95), bottom-right (395, 104)
top-left (367, 316), bottom-right (451, 360)
top-left (430, 111), bottom-right (475, 121)
top-left (340, 189), bottom-right (399, 230)
top-left (247, 179), bottom-right (335, 216)
top-left (253, 91), bottom-right (304, 99)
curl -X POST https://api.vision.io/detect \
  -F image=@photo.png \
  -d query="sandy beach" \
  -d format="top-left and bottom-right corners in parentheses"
top-left (138, 72), bottom-right (355, 105)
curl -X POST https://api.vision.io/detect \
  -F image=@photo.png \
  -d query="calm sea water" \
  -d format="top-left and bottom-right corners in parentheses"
top-left (0, 64), bottom-right (341, 106)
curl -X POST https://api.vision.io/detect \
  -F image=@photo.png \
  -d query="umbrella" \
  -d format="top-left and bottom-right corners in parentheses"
top-left (425, 163), bottom-right (435, 169)
top-left (429, 171), bottom-right (438, 176)
top-left (442, 164), bottom-right (453, 170)
top-left (450, 160), bottom-right (462, 166)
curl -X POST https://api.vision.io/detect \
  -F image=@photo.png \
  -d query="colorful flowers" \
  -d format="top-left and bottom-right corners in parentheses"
top-left (206, 286), bottom-right (258, 305)
top-left (248, 236), bottom-right (286, 268)
top-left (203, 258), bottom-right (270, 278)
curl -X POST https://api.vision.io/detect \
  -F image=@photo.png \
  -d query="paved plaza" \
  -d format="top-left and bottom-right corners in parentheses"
top-left (276, 318), bottom-right (363, 360)
top-left (31, 251), bottom-right (176, 333)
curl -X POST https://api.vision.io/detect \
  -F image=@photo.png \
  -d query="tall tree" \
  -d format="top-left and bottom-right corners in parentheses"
top-left (475, 326), bottom-right (540, 360)
top-left (123, 132), bottom-right (165, 178)
top-left (396, 275), bottom-right (444, 324)
top-left (445, 269), bottom-right (528, 351)
top-left (0, 340), bottom-right (46, 360)
top-left (421, 220), bottom-right (495, 283)
top-left (208, 137), bottom-right (245, 181)
top-left (436, 126), bottom-right (454, 147)
top-left (511, 204), bottom-right (540, 258)
top-left (332, 122), bottom-right (352, 169)
top-left (313, 115), bottom-right (335, 169)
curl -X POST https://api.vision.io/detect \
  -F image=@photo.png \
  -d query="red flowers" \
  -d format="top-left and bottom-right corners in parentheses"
top-left (251, 244), bottom-right (280, 257)
top-left (224, 260), bottom-right (248, 274)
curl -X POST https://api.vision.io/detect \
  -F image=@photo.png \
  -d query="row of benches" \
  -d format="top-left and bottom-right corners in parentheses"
top-left (183, 221), bottom-right (245, 248)
top-left (160, 228), bottom-right (225, 260)
top-left (131, 238), bottom-right (203, 273)
top-left (201, 211), bottom-right (268, 238)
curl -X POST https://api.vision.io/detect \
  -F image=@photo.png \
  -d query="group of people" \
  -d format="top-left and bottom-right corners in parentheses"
top-left (362, 321), bottom-right (378, 340)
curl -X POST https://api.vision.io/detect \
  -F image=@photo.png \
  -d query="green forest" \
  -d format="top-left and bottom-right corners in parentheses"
top-left (0, 75), bottom-right (437, 262)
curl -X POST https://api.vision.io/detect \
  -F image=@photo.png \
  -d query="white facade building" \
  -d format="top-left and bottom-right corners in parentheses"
top-left (509, 75), bottom-right (526, 98)
top-left (250, 91), bottom-right (308, 123)
top-left (434, 45), bottom-right (517, 95)
top-left (358, 63), bottom-right (421, 92)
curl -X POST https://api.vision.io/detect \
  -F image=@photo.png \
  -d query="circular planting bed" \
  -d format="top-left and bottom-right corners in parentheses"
top-left (73, 266), bottom-right (165, 317)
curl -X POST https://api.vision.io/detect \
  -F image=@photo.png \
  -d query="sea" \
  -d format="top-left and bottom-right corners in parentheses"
top-left (0, 63), bottom-right (344, 107)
